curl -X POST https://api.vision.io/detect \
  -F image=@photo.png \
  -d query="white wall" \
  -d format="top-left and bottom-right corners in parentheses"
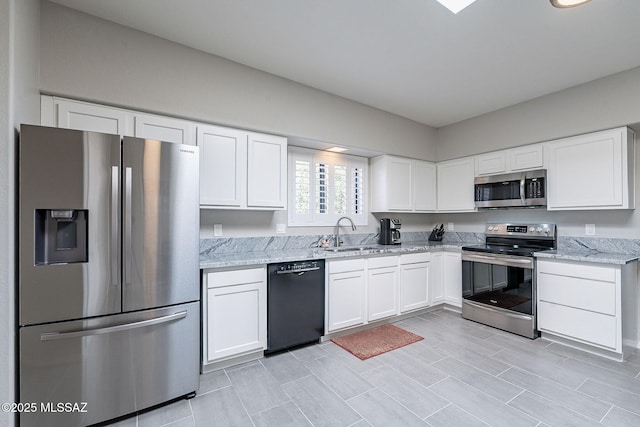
top-left (436, 66), bottom-right (640, 161)
top-left (434, 66), bottom-right (640, 239)
top-left (0, 3), bottom-right (13, 423)
top-left (0, 1), bottom-right (40, 426)
top-left (39, 1), bottom-right (440, 238)
top-left (39, 1), bottom-right (437, 162)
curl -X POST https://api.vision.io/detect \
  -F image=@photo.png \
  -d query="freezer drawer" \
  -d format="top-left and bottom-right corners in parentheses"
top-left (19, 302), bottom-right (200, 427)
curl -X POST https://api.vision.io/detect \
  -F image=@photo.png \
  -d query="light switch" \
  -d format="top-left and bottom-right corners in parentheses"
top-left (213, 224), bottom-right (223, 237)
top-left (276, 223), bottom-right (286, 234)
top-left (585, 224), bottom-right (596, 236)
top-left (447, 222), bottom-right (454, 231)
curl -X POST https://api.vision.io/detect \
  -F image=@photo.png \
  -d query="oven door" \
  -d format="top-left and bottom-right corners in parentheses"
top-left (461, 251), bottom-right (537, 338)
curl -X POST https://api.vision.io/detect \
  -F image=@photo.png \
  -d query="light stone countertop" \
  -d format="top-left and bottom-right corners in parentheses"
top-left (199, 241), bottom-right (468, 270)
top-left (534, 249), bottom-right (640, 265)
top-left (200, 241), bottom-right (640, 270)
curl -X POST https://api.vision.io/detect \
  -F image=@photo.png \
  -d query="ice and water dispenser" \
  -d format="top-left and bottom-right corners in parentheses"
top-left (34, 209), bottom-right (88, 265)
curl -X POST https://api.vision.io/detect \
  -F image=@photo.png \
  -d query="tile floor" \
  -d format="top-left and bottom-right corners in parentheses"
top-left (106, 309), bottom-right (640, 427)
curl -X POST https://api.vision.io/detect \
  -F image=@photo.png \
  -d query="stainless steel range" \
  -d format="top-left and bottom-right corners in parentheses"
top-left (461, 223), bottom-right (557, 339)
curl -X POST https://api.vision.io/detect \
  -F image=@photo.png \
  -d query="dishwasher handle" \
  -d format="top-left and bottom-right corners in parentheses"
top-left (276, 266), bottom-right (321, 275)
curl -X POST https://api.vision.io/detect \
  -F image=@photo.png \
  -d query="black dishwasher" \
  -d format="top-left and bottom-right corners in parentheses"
top-left (266, 260), bottom-right (325, 354)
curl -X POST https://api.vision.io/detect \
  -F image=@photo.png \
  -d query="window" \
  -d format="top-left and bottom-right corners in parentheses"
top-left (288, 147), bottom-right (368, 226)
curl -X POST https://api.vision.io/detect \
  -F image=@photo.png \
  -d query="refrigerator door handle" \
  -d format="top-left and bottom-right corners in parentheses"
top-left (39, 311), bottom-right (188, 341)
top-left (111, 166), bottom-right (119, 286)
top-left (124, 167), bottom-right (132, 285)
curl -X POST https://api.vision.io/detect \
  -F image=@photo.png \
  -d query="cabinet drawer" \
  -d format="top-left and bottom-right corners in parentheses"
top-left (538, 301), bottom-right (617, 349)
top-left (400, 252), bottom-right (430, 265)
top-left (205, 267), bottom-right (265, 289)
top-left (368, 255), bottom-right (399, 269)
top-left (328, 258), bottom-right (366, 274)
top-left (537, 260), bottom-right (616, 282)
top-left (538, 272), bottom-right (616, 315)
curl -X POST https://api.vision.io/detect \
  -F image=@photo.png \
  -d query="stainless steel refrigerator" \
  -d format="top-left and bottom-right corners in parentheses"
top-left (18, 125), bottom-right (200, 426)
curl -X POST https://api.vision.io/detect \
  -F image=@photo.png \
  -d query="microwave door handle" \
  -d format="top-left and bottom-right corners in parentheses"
top-left (520, 173), bottom-right (526, 204)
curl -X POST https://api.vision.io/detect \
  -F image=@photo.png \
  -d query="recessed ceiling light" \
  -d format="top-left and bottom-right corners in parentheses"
top-left (326, 146), bottom-right (348, 153)
top-left (550, 0), bottom-right (591, 8)
top-left (435, 0), bottom-right (477, 14)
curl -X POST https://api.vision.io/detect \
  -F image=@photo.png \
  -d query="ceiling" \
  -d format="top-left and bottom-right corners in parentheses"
top-left (49, 0), bottom-right (640, 128)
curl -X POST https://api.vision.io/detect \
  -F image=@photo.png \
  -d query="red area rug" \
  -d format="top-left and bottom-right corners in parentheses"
top-left (331, 324), bottom-right (423, 360)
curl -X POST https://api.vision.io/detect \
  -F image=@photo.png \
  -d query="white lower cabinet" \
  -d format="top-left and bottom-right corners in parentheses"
top-left (327, 259), bottom-right (367, 332)
top-left (367, 256), bottom-right (399, 321)
top-left (400, 252), bottom-right (431, 313)
top-left (202, 267), bottom-right (267, 366)
top-left (443, 251), bottom-right (462, 307)
top-left (537, 259), bottom-right (638, 360)
top-left (327, 250), bottom-right (460, 333)
top-left (429, 252), bottom-right (444, 304)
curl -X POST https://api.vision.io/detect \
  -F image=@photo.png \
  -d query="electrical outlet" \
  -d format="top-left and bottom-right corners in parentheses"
top-left (447, 222), bottom-right (454, 231)
top-left (585, 224), bottom-right (596, 236)
top-left (276, 223), bottom-right (286, 234)
top-left (213, 224), bottom-right (223, 237)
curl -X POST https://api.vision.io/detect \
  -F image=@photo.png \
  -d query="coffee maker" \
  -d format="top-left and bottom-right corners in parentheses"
top-left (378, 218), bottom-right (401, 245)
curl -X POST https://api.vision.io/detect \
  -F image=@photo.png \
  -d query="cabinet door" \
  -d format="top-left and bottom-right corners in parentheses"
top-left (413, 161), bottom-right (437, 212)
top-left (400, 262), bottom-right (429, 313)
top-left (55, 98), bottom-right (133, 136)
top-left (386, 157), bottom-right (413, 210)
top-left (328, 270), bottom-right (366, 331)
top-left (205, 282), bottom-right (266, 362)
top-left (429, 252), bottom-right (444, 304)
top-left (368, 267), bottom-right (399, 321)
top-left (546, 128), bottom-right (632, 210)
top-left (247, 133), bottom-right (287, 208)
top-left (198, 125), bottom-right (247, 207)
top-left (443, 252), bottom-right (462, 307)
top-left (509, 144), bottom-right (543, 171)
top-left (437, 158), bottom-right (476, 212)
top-left (134, 114), bottom-right (195, 145)
top-left (475, 152), bottom-right (507, 176)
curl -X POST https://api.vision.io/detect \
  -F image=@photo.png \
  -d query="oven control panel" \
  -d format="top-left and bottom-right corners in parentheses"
top-left (486, 223), bottom-right (556, 238)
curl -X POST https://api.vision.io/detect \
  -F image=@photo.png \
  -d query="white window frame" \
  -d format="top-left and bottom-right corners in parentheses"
top-left (288, 146), bottom-right (368, 227)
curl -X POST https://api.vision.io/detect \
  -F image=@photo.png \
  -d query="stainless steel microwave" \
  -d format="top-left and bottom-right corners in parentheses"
top-left (474, 169), bottom-right (546, 209)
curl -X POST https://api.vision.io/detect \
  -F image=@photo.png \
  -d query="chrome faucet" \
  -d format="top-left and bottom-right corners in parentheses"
top-left (334, 216), bottom-right (356, 247)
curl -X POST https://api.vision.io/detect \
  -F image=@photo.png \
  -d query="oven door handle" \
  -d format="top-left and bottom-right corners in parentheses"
top-left (463, 300), bottom-right (533, 320)
top-left (462, 252), bottom-right (533, 269)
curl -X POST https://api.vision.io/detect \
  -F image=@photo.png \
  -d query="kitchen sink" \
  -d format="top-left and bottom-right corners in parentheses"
top-left (324, 245), bottom-right (382, 253)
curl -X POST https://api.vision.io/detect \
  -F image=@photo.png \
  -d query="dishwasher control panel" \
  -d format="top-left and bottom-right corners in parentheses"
top-left (276, 260), bottom-right (320, 273)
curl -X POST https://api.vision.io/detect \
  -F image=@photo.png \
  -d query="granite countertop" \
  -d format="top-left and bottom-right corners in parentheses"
top-left (199, 241), bottom-right (469, 270)
top-left (534, 249), bottom-right (640, 265)
top-left (200, 238), bottom-right (640, 269)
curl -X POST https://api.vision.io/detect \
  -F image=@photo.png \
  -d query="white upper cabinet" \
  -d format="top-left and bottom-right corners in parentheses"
top-left (370, 155), bottom-right (436, 212)
top-left (546, 127), bottom-right (635, 210)
top-left (44, 96), bottom-right (134, 136)
top-left (134, 113), bottom-right (195, 145)
top-left (475, 144), bottom-right (544, 176)
top-left (508, 144), bottom-right (544, 171)
top-left (413, 161), bottom-right (438, 212)
top-left (475, 151), bottom-right (507, 176)
top-left (247, 133), bottom-right (287, 209)
top-left (198, 125), bottom-right (247, 207)
top-left (198, 127), bottom-right (287, 210)
top-left (437, 157), bottom-right (476, 212)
